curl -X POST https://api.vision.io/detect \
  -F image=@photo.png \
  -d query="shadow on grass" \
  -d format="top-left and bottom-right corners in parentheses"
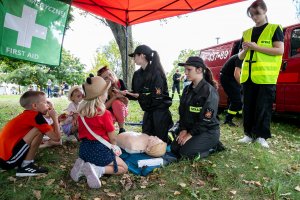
top-left (272, 113), bottom-right (300, 128)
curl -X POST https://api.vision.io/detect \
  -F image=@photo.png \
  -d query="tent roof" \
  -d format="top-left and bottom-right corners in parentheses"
top-left (72, 0), bottom-right (245, 26)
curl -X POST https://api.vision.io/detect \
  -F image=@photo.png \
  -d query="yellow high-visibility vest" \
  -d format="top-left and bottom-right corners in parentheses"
top-left (240, 24), bottom-right (283, 84)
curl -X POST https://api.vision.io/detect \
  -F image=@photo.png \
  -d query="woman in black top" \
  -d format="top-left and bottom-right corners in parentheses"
top-left (127, 45), bottom-right (173, 143)
top-left (171, 56), bottom-right (221, 159)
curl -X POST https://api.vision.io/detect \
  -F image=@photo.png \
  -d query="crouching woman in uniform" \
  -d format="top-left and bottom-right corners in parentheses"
top-left (171, 56), bottom-right (222, 159)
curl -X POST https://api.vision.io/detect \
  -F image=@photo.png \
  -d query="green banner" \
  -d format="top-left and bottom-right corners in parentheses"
top-left (0, 0), bottom-right (70, 65)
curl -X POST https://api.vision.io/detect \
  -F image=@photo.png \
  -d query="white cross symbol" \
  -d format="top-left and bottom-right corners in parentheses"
top-left (4, 5), bottom-right (48, 48)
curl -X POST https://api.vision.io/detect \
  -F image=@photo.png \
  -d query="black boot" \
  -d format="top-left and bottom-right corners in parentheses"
top-left (224, 113), bottom-right (236, 127)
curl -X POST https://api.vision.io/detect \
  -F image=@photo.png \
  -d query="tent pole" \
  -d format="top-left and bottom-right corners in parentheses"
top-left (125, 25), bottom-right (128, 86)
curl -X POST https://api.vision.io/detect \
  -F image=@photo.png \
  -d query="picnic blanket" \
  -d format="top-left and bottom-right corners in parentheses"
top-left (120, 147), bottom-right (177, 176)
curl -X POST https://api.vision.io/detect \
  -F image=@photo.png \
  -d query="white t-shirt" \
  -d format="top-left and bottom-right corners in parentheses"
top-left (62, 102), bottom-right (79, 125)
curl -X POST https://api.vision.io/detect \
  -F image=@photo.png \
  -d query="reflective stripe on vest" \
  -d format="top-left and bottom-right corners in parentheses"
top-left (189, 106), bottom-right (202, 113)
top-left (240, 24), bottom-right (283, 84)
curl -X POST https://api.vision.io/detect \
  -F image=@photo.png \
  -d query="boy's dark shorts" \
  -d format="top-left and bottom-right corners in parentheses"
top-left (0, 139), bottom-right (29, 170)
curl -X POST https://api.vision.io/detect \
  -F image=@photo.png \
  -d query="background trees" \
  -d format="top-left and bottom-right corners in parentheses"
top-left (166, 49), bottom-right (198, 87)
top-left (0, 49), bottom-right (85, 92)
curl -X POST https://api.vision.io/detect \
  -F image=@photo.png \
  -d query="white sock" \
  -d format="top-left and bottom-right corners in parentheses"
top-left (93, 165), bottom-right (105, 178)
top-left (21, 160), bottom-right (34, 168)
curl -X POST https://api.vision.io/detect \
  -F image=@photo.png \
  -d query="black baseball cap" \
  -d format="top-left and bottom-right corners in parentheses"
top-left (178, 56), bottom-right (205, 68)
top-left (129, 45), bottom-right (153, 57)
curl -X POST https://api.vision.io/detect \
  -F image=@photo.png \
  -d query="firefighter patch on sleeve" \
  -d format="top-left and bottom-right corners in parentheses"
top-left (204, 108), bottom-right (214, 120)
top-left (155, 87), bottom-right (161, 95)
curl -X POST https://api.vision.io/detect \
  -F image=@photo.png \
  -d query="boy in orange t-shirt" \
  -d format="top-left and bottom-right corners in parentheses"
top-left (0, 91), bottom-right (61, 177)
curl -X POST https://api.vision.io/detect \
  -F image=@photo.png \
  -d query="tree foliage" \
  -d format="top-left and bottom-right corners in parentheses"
top-left (5, 65), bottom-right (50, 89)
top-left (83, 11), bottom-right (135, 88)
top-left (1, 49), bottom-right (85, 90)
top-left (49, 49), bottom-right (85, 86)
top-left (90, 40), bottom-right (122, 77)
top-left (167, 49), bottom-right (199, 86)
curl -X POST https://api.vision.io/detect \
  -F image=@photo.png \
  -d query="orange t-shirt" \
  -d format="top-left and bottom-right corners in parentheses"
top-left (0, 110), bottom-right (52, 160)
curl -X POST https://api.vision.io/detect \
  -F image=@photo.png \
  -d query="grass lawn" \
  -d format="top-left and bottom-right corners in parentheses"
top-left (0, 95), bottom-right (299, 200)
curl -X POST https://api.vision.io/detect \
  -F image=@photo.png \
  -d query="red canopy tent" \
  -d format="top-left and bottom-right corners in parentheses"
top-left (71, 0), bottom-right (245, 79)
top-left (72, 0), bottom-right (245, 26)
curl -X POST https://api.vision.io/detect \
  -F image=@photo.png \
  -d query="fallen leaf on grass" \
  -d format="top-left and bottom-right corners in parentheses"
top-left (242, 180), bottom-right (262, 187)
top-left (140, 185), bottom-right (146, 189)
top-left (35, 174), bottom-right (47, 179)
top-left (94, 198), bottom-right (103, 200)
top-left (103, 189), bottom-right (110, 193)
top-left (46, 179), bottom-right (55, 186)
top-left (179, 183), bottom-right (186, 188)
top-left (174, 191), bottom-right (181, 195)
top-left (33, 190), bottom-right (41, 200)
top-left (120, 174), bottom-right (133, 191)
top-left (295, 185), bottom-right (300, 192)
top-left (73, 193), bottom-right (81, 200)
top-left (229, 190), bottom-right (237, 195)
top-left (107, 192), bottom-right (117, 197)
top-left (134, 195), bottom-right (144, 200)
top-left (254, 181), bottom-right (262, 187)
top-left (59, 180), bottom-right (67, 188)
top-left (7, 176), bottom-right (16, 182)
top-left (280, 193), bottom-right (291, 197)
top-left (59, 165), bottom-right (66, 169)
top-left (212, 187), bottom-right (220, 191)
top-left (196, 180), bottom-right (205, 187)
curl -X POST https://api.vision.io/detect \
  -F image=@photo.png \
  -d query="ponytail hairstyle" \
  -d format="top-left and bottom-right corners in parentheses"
top-left (202, 65), bottom-right (218, 90)
top-left (144, 50), bottom-right (167, 83)
top-left (247, 0), bottom-right (268, 22)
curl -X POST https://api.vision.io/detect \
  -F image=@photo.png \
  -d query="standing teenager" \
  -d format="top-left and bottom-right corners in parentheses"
top-left (127, 45), bottom-right (173, 143)
top-left (238, 0), bottom-right (284, 148)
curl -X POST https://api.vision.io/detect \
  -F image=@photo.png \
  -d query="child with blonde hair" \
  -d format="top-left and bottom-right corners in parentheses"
top-left (59, 86), bottom-right (83, 140)
top-left (70, 75), bottom-right (128, 189)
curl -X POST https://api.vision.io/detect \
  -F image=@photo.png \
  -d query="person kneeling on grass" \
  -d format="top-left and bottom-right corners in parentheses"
top-left (0, 91), bottom-right (61, 177)
top-left (171, 57), bottom-right (224, 159)
top-left (70, 74), bottom-right (128, 189)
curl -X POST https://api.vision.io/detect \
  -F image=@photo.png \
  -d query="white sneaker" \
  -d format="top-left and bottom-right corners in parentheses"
top-left (82, 162), bottom-right (101, 189)
top-left (70, 158), bottom-right (84, 182)
top-left (255, 137), bottom-right (269, 148)
top-left (238, 136), bottom-right (253, 143)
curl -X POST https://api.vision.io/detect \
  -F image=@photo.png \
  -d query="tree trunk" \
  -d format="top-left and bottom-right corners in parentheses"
top-left (105, 19), bottom-right (135, 89)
